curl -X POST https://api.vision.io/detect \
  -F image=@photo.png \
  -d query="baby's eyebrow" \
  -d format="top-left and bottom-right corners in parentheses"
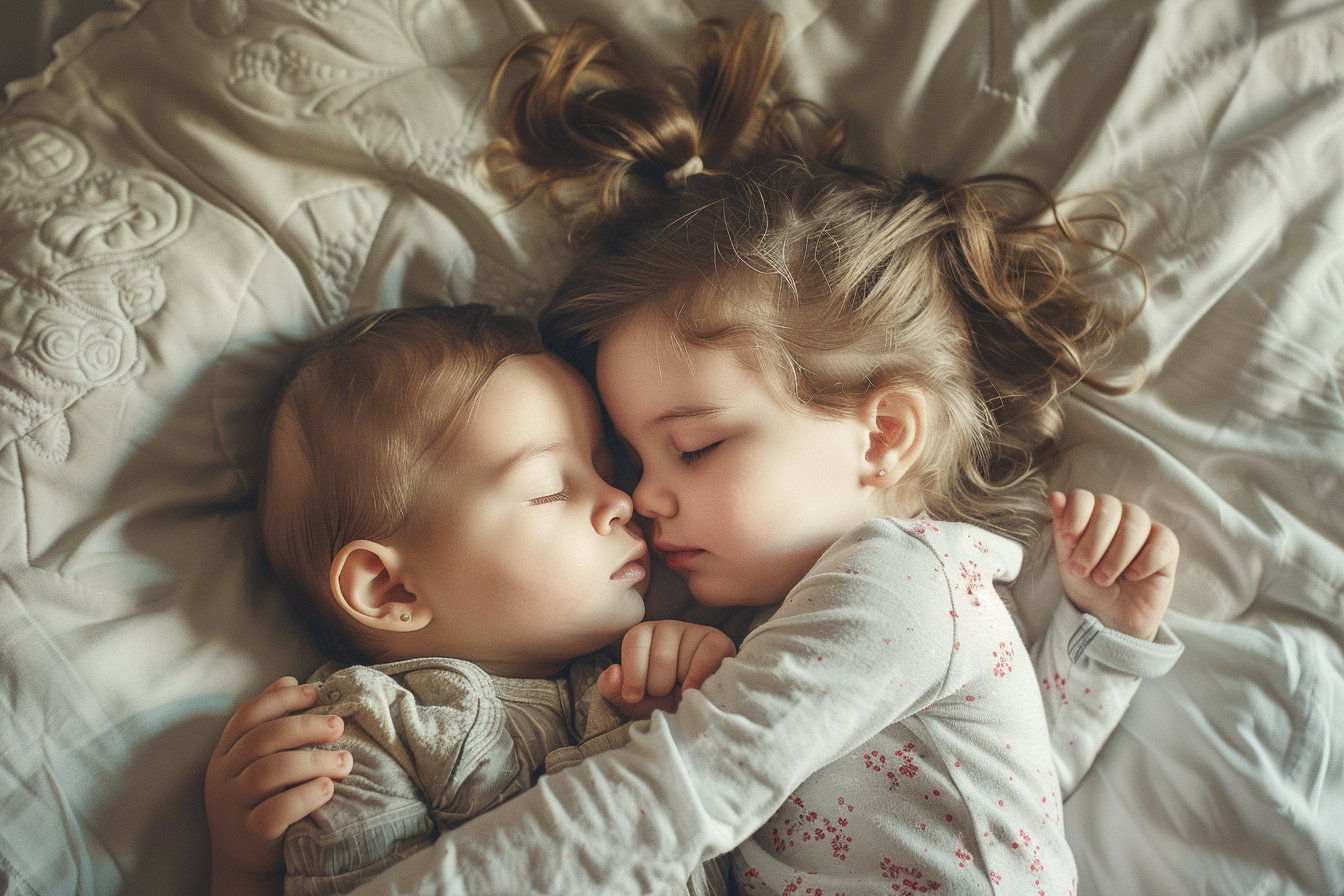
top-left (497, 440), bottom-right (564, 477)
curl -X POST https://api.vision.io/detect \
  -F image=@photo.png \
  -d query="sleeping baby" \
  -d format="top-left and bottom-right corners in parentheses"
top-left (205, 303), bottom-right (734, 896)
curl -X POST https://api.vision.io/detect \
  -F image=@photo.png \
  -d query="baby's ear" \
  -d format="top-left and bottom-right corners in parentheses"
top-left (330, 540), bottom-right (429, 631)
top-left (860, 388), bottom-right (926, 487)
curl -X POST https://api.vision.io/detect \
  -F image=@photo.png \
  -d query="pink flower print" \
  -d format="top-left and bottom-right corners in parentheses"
top-left (1041, 672), bottom-right (1068, 705)
top-left (772, 796), bottom-right (815, 852)
top-left (1018, 828), bottom-right (1047, 894)
top-left (957, 561), bottom-right (985, 605)
top-left (991, 641), bottom-right (1014, 678)
top-left (773, 795), bottom-right (851, 858)
top-left (866, 745), bottom-right (920, 789)
top-left (989, 871), bottom-right (1002, 885)
top-left (833, 826), bottom-right (853, 859)
top-left (878, 858), bottom-right (942, 894)
top-left (864, 751), bottom-right (898, 788)
top-left (896, 744), bottom-right (920, 778)
top-left (954, 846), bottom-right (974, 868)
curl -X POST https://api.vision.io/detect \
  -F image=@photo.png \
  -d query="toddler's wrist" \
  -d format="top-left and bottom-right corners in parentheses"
top-left (1090, 606), bottom-right (1160, 642)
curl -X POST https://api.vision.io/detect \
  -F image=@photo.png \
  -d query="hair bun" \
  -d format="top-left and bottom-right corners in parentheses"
top-left (664, 155), bottom-right (704, 189)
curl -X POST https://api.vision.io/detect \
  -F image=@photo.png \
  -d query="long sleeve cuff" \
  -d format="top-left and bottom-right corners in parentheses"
top-left (1064, 603), bottom-right (1185, 678)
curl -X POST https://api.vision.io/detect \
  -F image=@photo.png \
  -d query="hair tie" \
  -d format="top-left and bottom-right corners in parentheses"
top-left (665, 155), bottom-right (704, 189)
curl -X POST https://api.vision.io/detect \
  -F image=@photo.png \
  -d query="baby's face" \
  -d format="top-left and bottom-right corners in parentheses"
top-left (399, 351), bottom-right (648, 677)
top-left (595, 311), bottom-right (875, 609)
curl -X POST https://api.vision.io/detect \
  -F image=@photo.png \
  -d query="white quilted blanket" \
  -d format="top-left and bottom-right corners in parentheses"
top-left (1, 1), bottom-right (1341, 893)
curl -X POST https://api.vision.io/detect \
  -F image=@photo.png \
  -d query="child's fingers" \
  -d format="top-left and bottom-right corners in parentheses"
top-left (1051, 489), bottom-right (1095, 553)
top-left (248, 776), bottom-right (338, 843)
top-left (236, 746), bottom-right (353, 806)
top-left (1122, 521), bottom-right (1180, 581)
top-left (597, 663), bottom-right (625, 706)
top-left (680, 634), bottom-right (735, 693)
top-left (229, 713), bottom-right (345, 776)
top-left (1091, 504), bottom-right (1152, 586)
top-left (215, 678), bottom-right (320, 758)
top-left (1065, 492), bottom-right (1123, 579)
top-left (620, 623), bottom-right (654, 704)
top-left (643, 623), bottom-right (686, 699)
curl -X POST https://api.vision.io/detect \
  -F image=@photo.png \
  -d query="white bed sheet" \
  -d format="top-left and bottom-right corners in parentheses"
top-left (1, 0), bottom-right (1341, 893)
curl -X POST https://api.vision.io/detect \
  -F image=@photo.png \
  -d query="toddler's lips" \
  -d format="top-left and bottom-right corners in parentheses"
top-left (655, 540), bottom-right (705, 571)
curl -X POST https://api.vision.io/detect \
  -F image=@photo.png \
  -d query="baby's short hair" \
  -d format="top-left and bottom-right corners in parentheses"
top-left (259, 304), bottom-right (542, 662)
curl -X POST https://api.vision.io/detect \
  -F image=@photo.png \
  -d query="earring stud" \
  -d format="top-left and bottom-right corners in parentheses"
top-left (876, 470), bottom-right (886, 477)
top-left (400, 613), bottom-right (411, 622)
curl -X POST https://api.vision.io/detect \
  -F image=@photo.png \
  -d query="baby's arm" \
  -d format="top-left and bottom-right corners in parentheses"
top-left (205, 677), bottom-right (352, 896)
top-left (597, 620), bottom-right (737, 719)
top-left (1032, 490), bottom-right (1185, 794)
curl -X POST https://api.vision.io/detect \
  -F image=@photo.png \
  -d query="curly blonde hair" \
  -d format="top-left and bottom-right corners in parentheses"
top-left (491, 14), bottom-right (1145, 542)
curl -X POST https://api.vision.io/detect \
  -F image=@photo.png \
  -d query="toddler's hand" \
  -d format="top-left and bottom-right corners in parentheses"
top-left (598, 620), bottom-right (736, 720)
top-left (205, 677), bottom-right (352, 894)
top-left (1050, 490), bottom-right (1178, 641)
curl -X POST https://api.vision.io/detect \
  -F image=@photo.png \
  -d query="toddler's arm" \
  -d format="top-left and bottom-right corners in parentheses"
top-left (1031, 490), bottom-right (1185, 794)
top-left (205, 677), bottom-right (351, 896)
top-left (597, 620), bottom-right (737, 719)
top-left (346, 519), bottom-right (978, 895)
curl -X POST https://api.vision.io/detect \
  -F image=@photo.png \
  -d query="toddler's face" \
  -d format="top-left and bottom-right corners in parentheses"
top-left (400, 351), bottom-right (648, 676)
top-left (595, 312), bottom-right (875, 608)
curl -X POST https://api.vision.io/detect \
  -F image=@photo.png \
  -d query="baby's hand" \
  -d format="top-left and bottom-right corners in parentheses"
top-left (205, 677), bottom-right (352, 895)
top-left (598, 620), bottom-right (737, 720)
top-left (1050, 490), bottom-right (1179, 641)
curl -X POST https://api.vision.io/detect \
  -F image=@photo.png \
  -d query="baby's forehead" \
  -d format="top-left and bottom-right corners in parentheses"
top-left (506, 349), bottom-right (601, 407)
top-left (259, 407), bottom-right (317, 520)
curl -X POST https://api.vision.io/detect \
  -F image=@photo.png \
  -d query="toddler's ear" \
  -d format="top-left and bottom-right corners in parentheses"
top-left (330, 540), bottom-right (428, 631)
top-left (860, 388), bottom-right (926, 487)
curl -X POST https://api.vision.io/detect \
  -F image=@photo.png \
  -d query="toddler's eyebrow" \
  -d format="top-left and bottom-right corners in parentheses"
top-left (654, 405), bottom-right (723, 424)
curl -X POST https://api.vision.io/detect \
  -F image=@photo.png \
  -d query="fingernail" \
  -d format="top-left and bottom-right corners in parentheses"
top-left (1092, 570), bottom-right (1109, 585)
top-left (339, 751), bottom-right (352, 768)
top-left (1071, 562), bottom-right (1087, 578)
top-left (327, 715), bottom-right (341, 731)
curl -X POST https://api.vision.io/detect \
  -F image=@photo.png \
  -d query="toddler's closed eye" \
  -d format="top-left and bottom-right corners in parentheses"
top-left (679, 441), bottom-right (722, 465)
